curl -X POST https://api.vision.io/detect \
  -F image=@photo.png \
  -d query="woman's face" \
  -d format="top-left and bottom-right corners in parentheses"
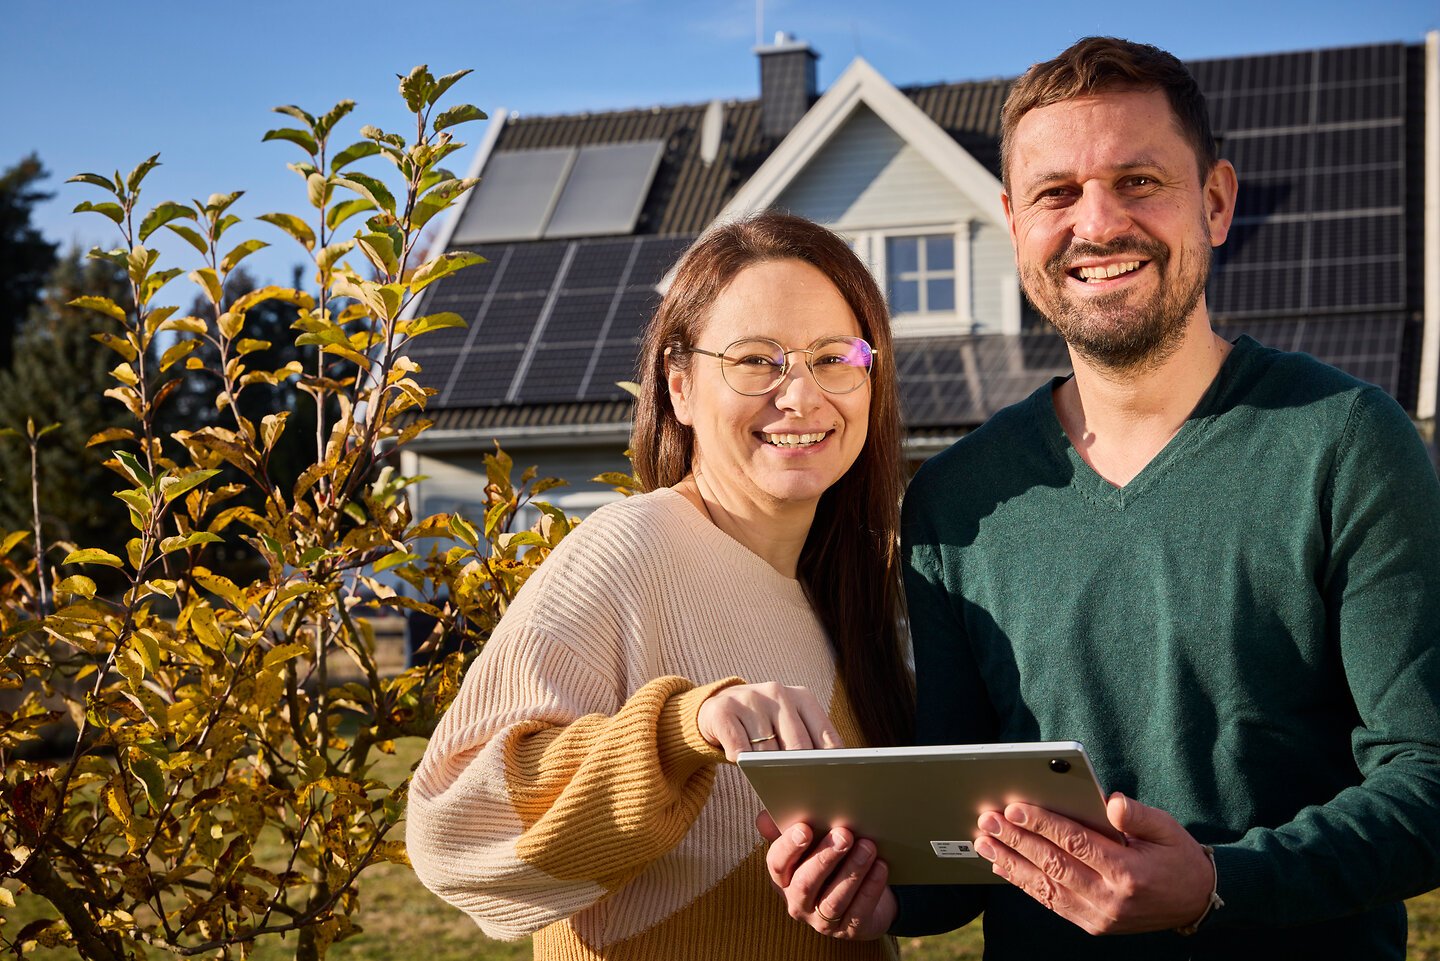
top-left (668, 258), bottom-right (871, 515)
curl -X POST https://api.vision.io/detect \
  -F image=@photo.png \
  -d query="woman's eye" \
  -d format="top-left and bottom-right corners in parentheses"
top-left (734, 354), bottom-right (780, 367)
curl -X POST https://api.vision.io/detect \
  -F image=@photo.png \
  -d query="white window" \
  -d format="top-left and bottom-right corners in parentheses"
top-left (885, 234), bottom-right (956, 315)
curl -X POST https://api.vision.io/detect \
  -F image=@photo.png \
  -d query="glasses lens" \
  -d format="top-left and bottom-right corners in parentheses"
top-left (720, 339), bottom-right (787, 394)
top-left (810, 337), bottom-right (873, 393)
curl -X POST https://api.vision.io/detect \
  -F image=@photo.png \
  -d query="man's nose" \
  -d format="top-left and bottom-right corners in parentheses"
top-left (1071, 185), bottom-right (1131, 244)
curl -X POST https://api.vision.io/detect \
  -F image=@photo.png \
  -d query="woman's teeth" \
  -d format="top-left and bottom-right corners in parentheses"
top-left (763, 432), bottom-right (826, 448)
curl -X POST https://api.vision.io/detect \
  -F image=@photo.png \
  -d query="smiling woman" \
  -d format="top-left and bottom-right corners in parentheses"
top-left (405, 212), bottom-right (913, 960)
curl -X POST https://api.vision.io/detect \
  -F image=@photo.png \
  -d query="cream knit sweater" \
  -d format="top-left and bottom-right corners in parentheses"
top-left (406, 488), bottom-right (896, 960)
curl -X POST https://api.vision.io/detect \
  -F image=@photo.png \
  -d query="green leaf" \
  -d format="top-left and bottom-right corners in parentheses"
top-left (220, 239), bottom-right (268, 274)
top-left (114, 449), bottom-right (154, 487)
top-left (398, 64), bottom-right (433, 112)
top-left (139, 201), bottom-right (197, 242)
top-left (325, 198), bottom-right (373, 231)
top-left (126, 153), bottom-right (161, 193)
top-left (68, 171), bottom-right (119, 192)
top-left (140, 267), bottom-right (184, 306)
top-left (316, 239), bottom-right (356, 273)
top-left (409, 251), bottom-right (484, 293)
top-left (262, 127), bottom-right (319, 155)
top-left (72, 200), bottom-right (126, 224)
top-left (330, 141), bottom-right (381, 174)
top-left (405, 312), bottom-right (467, 337)
top-left (159, 531), bottom-right (223, 554)
top-left (63, 548), bottom-right (124, 568)
top-left (257, 212), bottom-right (316, 251)
top-left (434, 103), bottom-right (487, 132)
top-left (166, 223), bottom-right (209, 254)
top-left (212, 213), bottom-right (242, 242)
top-left (356, 233), bottom-right (400, 277)
top-left (334, 173), bottom-right (395, 217)
top-left (374, 550), bottom-right (419, 573)
top-left (430, 68), bottom-right (474, 105)
top-left (130, 755), bottom-right (166, 811)
top-left (272, 104), bottom-right (317, 126)
top-left (161, 468), bottom-right (221, 503)
top-left (315, 99), bottom-right (355, 139)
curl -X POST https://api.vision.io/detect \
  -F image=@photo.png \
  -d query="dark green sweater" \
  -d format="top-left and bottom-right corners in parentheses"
top-left (893, 336), bottom-right (1440, 959)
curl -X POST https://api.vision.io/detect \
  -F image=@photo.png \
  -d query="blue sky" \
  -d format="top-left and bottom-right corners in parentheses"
top-left (5, 0), bottom-right (1436, 288)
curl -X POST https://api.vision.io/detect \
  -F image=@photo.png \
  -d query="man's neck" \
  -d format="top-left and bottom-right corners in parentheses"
top-left (1053, 317), bottom-right (1232, 488)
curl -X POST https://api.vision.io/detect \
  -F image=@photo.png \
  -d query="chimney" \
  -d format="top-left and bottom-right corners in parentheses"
top-left (754, 31), bottom-right (818, 140)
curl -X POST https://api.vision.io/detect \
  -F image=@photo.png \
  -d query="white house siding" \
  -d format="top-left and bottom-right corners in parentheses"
top-left (971, 219), bottom-right (1020, 334)
top-left (775, 105), bottom-right (977, 230)
top-left (772, 105), bottom-right (1016, 332)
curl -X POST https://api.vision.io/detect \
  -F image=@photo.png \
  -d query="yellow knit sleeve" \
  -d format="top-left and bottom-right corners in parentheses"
top-left (406, 651), bottom-right (739, 940)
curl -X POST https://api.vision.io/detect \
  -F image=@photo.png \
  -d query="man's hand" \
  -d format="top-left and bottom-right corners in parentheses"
top-left (973, 792), bottom-right (1214, 935)
top-left (758, 811), bottom-right (897, 939)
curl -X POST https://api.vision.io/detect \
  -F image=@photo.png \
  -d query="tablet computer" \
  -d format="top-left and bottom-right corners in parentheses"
top-left (737, 741), bottom-right (1115, 885)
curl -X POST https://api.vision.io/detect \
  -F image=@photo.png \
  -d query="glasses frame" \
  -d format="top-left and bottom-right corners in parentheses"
top-left (687, 336), bottom-right (878, 396)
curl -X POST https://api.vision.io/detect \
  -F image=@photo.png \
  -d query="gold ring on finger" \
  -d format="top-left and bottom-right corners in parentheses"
top-left (815, 904), bottom-right (840, 923)
top-left (748, 733), bottom-right (777, 744)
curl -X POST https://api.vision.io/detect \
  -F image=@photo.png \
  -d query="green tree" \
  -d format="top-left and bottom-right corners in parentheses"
top-left (0, 250), bottom-right (134, 583)
top-left (0, 156), bottom-right (61, 371)
top-left (0, 67), bottom-right (570, 961)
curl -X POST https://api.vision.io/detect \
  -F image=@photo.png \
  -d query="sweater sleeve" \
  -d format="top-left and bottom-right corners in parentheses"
top-left (405, 616), bottom-right (734, 941)
top-left (1210, 388), bottom-right (1440, 927)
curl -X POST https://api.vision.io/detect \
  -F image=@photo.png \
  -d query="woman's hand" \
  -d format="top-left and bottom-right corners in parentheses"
top-left (696, 681), bottom-right (841, 761)
top-left (758, 812), bottom-right (897, 939)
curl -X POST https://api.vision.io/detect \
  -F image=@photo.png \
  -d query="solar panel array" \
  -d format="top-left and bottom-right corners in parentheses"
top-left (896, 315), bottom-right (1411, 428)
top-left (407, 235), bottom-right (692, 407)
top-left (1196, 43), bottom-right (1408, 319)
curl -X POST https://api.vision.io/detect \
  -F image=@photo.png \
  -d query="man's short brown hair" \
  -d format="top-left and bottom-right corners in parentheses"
top-left (1000, 36), bottom-right (1219, 191)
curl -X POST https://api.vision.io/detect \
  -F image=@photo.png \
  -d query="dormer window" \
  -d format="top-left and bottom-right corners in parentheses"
top-left (886, 234), bottom-right (956, 314)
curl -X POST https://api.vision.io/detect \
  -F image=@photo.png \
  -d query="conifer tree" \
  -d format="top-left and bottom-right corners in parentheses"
top-left (0, 250), bottom-right (133, 572)
top-left (0, 155), bottom-right (60, 370)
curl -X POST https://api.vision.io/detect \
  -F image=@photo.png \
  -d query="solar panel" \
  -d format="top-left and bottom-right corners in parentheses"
top-left (544, 141), bottom-right (666, 239)
top-left (449, 148), bottom-right (576, 244)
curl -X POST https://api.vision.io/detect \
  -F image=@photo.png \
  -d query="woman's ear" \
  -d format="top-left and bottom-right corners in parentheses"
top-left (665, 348), bottom-right (694, 426)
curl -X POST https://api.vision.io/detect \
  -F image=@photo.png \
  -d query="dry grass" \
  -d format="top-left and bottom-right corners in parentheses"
top-left (4, 736), bottom-right (1437, 960)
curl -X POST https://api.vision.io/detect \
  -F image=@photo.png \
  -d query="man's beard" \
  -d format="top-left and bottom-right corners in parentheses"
top-left (1021, 234), bottom-right (1210, 374)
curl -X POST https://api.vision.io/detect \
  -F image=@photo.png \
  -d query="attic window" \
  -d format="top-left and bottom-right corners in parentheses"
top-left (886, 234), bottom-right (955, 314)
top-left (450, 140), bottom-right (666, 244)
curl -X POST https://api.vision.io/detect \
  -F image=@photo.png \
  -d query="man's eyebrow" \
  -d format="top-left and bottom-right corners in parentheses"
top-left (1018, 158), bottom-right (1167, 196)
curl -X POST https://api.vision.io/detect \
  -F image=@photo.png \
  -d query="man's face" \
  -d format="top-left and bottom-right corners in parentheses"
top-left (1002, 88), bottom-right (1235, 372)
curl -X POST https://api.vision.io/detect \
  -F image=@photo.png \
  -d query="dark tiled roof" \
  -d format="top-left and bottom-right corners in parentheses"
top-left (410, 39), bottom-right (1427, 436)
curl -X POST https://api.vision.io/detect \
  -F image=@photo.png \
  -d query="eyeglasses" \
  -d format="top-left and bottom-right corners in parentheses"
top-left (686, 336), bottom-right (876, 396)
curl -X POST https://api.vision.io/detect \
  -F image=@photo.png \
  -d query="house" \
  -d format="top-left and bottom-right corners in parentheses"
top-left (398, 32), bottom-right (1440, 526)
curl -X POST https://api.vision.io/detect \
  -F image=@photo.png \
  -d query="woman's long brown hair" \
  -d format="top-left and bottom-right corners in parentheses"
top-left (631, 211), bottom-right (913, 747)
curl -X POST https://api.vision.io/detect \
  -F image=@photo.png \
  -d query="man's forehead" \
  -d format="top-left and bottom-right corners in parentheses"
top-left (1007, 89), bottom-right (1189, 178)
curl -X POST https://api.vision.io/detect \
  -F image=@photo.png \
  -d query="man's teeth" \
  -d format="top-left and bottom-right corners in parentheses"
top-left (763, 432), bottom-right (826, 448)
top-left (1076, 261), bottom-right (1142, 282)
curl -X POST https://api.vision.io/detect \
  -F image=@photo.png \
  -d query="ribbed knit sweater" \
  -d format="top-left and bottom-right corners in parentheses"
top-left (893, 336), bottom-right (1440, 958)
top-left (407, 488), bottom-right (897, 960)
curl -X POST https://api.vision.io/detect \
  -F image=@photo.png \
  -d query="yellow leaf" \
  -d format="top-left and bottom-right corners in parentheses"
top-left (262, 641), bottom-right (309, 670)
top-left (218, 310), bottom-right (243, 339)
top-left (62, 548), bottom-right (124, 568)
top-left (56, 575), bottom-right (97, 599)
top-left (110, 362), bottom-right (139, 386)
top-left (190, 267), bottom-right (223, 305)
top-left (2, 529), bottom-right (30, 555)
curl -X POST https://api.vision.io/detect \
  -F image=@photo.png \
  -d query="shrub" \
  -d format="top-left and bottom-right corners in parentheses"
top-left (0, 66), bottom-right (574, 961)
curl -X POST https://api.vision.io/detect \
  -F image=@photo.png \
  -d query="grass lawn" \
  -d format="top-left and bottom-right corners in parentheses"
top-left (5, 737), bottom-right (1438, 959)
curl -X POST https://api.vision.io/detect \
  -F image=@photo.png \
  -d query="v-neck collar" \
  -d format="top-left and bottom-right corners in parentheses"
top-left (1033, 336), bottom-right (1255, 509)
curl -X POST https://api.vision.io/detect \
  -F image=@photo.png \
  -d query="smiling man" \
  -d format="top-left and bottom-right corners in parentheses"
top-left (763, 36), bottom-right (1440, 959)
